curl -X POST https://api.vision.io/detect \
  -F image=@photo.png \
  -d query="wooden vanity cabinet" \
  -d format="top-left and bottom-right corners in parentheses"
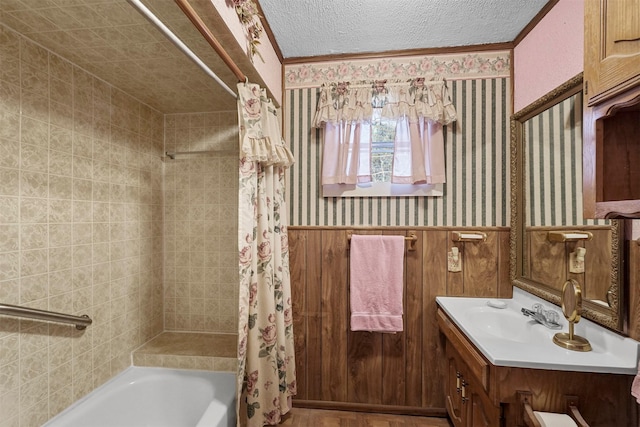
top-left (439, 309), bottom-right (501, 427)
top-left (437, 309), bottom-right (638, 426)
top-left (583, 0), bottom-right (640, 218)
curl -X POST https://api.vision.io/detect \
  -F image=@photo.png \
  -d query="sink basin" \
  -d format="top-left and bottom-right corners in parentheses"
top-left (436, 288), bottom-right (639, 375)
top-left (462, 306), bottom-right (550, 343)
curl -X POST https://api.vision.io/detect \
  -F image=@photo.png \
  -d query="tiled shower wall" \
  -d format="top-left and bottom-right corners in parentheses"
top-left (0, 26), bottom-right (164, 426)
top-left (163, 113), bottom-right (239, 333)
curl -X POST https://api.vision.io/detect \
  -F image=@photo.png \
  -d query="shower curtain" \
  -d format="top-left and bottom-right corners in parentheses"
top-left (236, 82), bottom-right (296, 426)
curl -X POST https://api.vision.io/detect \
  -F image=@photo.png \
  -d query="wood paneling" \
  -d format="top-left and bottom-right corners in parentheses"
top-left (289, 227), bottom-right (510, 412)
top-left (462, 232), bottom-right (500, 297)
top-left (525, 227), bottom-right (614, 302)
top-left (289, 229), bottom-right (308, 399)
top-left (583, 229), bottom-right (613, 302)
top-left (321, 230), bottom-right (349, 402)
top-left (497, 230), bottom-right (512, 298)
top-left (405, 229), bottom-right (424, 408)
top-left (424, 230), bottom-right (448, 408)
top-left (528, 230), bottom-right (565, 288)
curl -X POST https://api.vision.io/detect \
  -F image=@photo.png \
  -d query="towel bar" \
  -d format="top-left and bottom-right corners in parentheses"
top-left (451, 231), bottom-right (487, 242)
top-left (547, 231), bottom-right (593, 243)
top-left (347, 231), bottom-right (418, 251)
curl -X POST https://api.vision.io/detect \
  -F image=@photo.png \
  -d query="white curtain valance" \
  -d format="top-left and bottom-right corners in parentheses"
top-left (312, 78), bottom-right (457, 126)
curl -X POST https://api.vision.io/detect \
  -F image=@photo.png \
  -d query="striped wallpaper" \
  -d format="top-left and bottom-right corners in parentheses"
top-left (525, 92), bottom-right (605, 226)
top-left (285, 77), bottom-right (511, 227)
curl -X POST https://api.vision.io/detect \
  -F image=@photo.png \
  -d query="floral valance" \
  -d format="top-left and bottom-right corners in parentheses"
top-left (312, 78), bottom-right (457, 127)
top-left (238, 83), bottom-right (294, 167)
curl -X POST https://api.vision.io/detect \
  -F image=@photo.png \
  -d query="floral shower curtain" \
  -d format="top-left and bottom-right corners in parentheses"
top-left (236, 82), bottom-right (296, 427)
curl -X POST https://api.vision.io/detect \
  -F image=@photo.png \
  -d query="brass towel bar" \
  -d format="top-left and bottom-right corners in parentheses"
top-left (547, 231), bottom-right (593, 243)
top-left (347, 231), bottom-right (418, 251)
top-left (0, 303), bottom-right (92, 330)
top-left (451, 231), bottom-right (487, 242)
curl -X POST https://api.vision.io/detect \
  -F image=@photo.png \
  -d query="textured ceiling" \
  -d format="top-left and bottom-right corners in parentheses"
top-left (259, 0), bottom-right (550, 58)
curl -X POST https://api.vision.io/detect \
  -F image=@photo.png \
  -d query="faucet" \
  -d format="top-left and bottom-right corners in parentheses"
top-left (521, 303), bottom-right (562, 329)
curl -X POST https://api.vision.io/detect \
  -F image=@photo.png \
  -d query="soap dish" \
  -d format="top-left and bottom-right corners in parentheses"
top-left (487, 299), bottom-right (507, 309)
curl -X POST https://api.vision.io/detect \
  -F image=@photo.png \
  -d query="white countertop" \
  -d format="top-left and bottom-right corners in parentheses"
top-left (436, 288), bottom-right (639, 375)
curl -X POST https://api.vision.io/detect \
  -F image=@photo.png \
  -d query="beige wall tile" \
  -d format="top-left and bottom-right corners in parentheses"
top-left (0, 140), bottom-right (20, 168)
top-left (2, 20), bottom-right (241, 425)
top-left (0, 168), bottom-right (20, 196)
top-left (163, 112), bottom-right (239, 328)
top-left (0, 112), bottom-right (20, 143)
top-left (0, 28), bottom-right (165, 426)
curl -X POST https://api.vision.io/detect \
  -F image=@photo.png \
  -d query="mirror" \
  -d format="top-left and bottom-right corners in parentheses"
top-left (554, 279), bottom-right (592, 352)
top-left (510, 73), bottom-right (624, 331)
top-left (561, 278), bottom-right (582, 323)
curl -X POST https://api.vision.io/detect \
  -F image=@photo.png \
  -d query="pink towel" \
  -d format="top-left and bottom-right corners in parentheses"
top-left (349, 235), bottom-right (404, 332)
top-left (632, 361), bottom-right (640, 403)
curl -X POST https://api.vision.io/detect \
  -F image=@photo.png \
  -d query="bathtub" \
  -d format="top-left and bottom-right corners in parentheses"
top-left (44, 366), bottom-right (236, 427)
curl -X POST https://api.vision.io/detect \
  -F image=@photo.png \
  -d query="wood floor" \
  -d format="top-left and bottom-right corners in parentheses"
top-left (280, 408), bottom-right (453, 426)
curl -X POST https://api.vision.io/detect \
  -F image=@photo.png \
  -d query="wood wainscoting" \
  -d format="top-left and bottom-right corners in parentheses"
top-left (288, 227), bottom-right (511, 414)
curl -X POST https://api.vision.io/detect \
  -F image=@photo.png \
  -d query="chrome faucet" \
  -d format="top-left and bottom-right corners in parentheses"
top-left (521, 303), bottom-right (562, 329)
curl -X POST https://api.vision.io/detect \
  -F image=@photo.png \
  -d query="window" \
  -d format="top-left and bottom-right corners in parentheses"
top-left (322, 110), bottom-right (445, 197)
top-left (314, 79), bottom-right (456, 198)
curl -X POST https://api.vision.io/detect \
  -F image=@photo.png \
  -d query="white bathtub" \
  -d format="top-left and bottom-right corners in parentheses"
top-left (44, 367), bottom-right (236, 427)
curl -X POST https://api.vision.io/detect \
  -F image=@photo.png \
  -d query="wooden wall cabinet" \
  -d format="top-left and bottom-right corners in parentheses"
top-left (584, 0), bottom-right (640, 105)
top-left (438, 309), bottom-right (637, 426)
top-left (583, 0), bottom-right (640, 218)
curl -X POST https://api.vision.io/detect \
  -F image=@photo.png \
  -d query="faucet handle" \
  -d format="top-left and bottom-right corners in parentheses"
top-left (532, 303), bottom-right (543, 314)
top-left (545, 310), bottom-right (560, 324)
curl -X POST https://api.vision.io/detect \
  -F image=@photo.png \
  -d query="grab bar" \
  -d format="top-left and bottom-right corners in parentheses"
top-left (0, 303), bottom-right (92, 330)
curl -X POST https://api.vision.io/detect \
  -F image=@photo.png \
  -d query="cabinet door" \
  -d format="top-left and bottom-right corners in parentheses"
top-left (585, 0), bottom-right (640, 105)
top-left (468, 384), bottom-right (501, 427)
top-left (445, 349), bottom-right (466, 427)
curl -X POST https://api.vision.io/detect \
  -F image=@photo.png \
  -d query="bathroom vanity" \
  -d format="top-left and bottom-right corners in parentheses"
top-left (437, 289), bottom-right (639, 426)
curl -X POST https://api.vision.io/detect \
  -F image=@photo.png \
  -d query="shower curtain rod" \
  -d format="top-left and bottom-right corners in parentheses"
top-left (126, 0), bottom-right (239, 99)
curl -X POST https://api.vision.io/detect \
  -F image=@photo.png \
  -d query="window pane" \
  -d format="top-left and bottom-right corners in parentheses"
top-left (371, 112), bottom-right (395, 183)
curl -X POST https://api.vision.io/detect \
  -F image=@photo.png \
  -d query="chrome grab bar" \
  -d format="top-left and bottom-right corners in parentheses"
top-left (0, 303), bottom-right (92, 330)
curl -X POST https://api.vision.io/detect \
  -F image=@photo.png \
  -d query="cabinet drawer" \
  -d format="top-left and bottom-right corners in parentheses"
top-left (437, 309), bottom-right (489, 391)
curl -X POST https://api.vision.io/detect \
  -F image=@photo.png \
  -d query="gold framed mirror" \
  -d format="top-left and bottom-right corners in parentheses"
top-left (510, 73), bottom-right (624, 331)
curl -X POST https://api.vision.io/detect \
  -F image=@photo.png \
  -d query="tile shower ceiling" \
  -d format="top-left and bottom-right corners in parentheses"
top-left (0, 0), bottom-right (256, 113)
